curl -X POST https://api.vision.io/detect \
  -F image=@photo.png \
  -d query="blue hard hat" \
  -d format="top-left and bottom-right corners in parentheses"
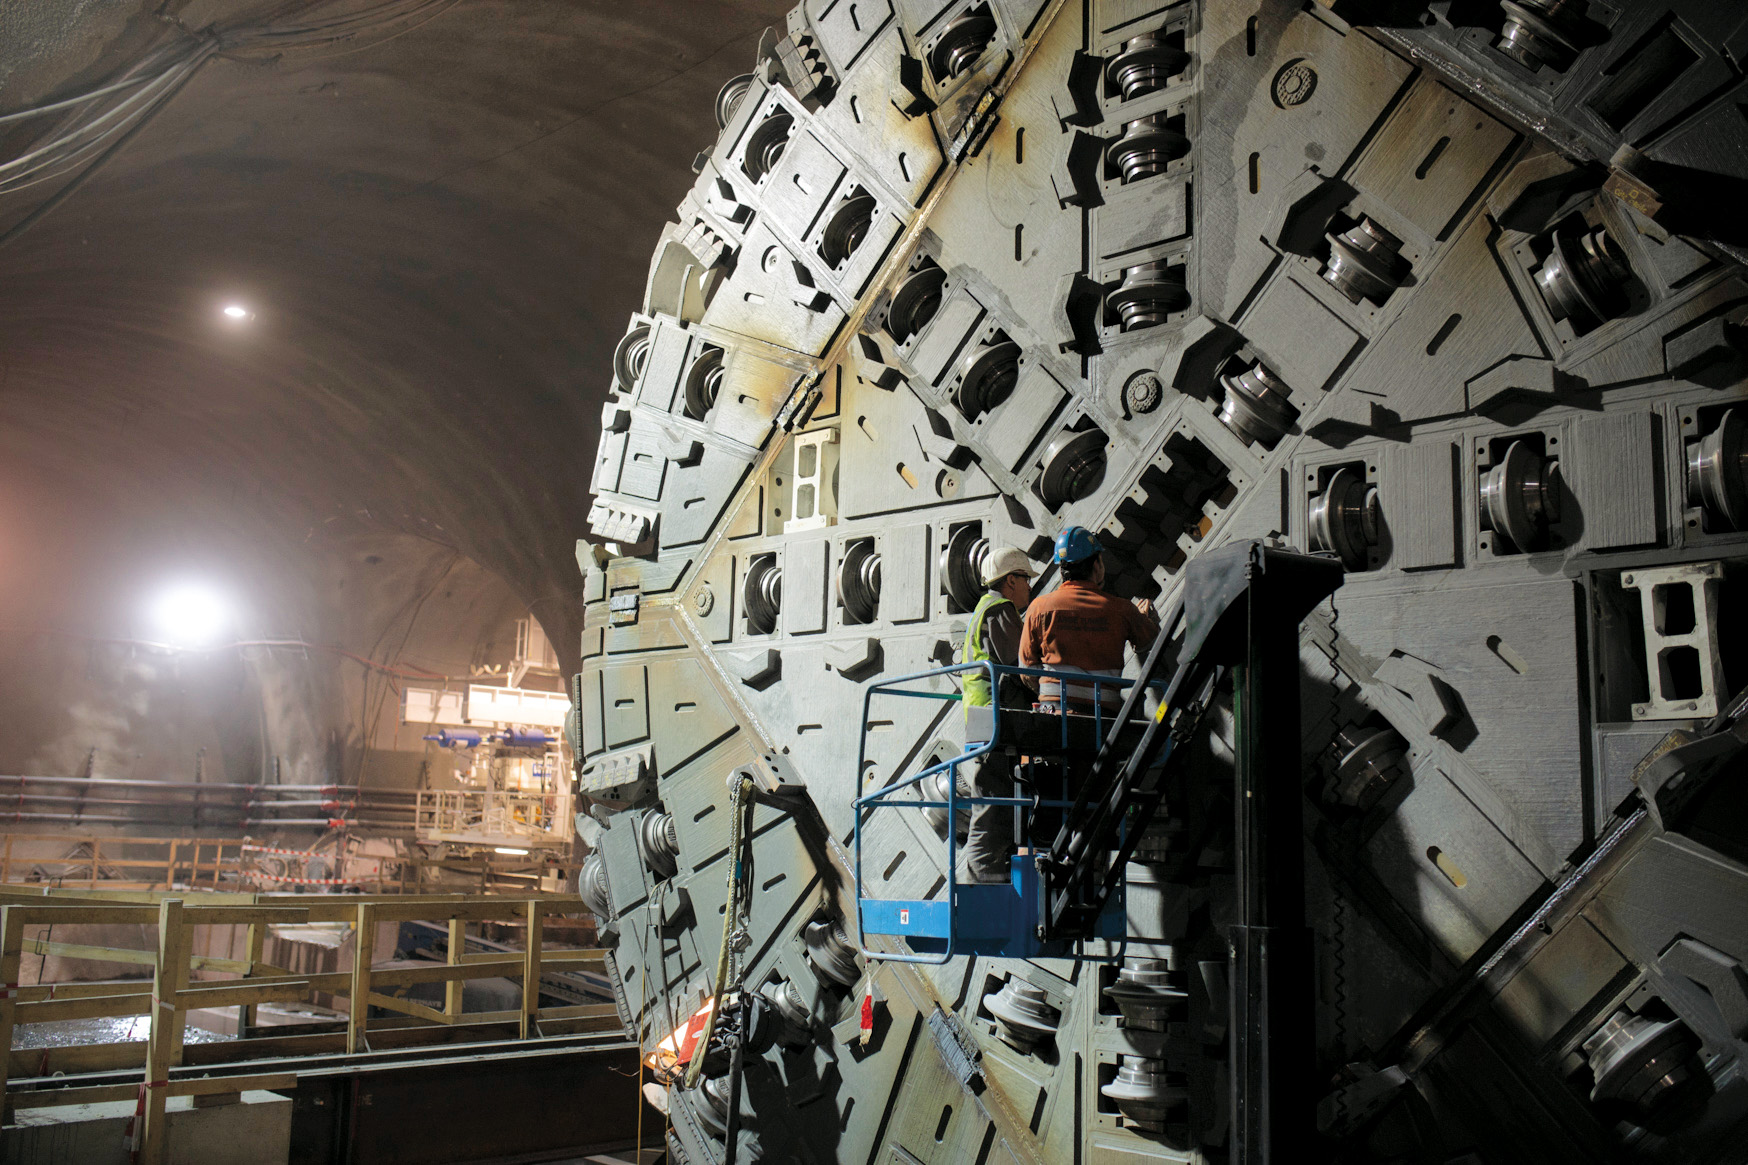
top-left (1054, 526), bottom-right (1103, 565)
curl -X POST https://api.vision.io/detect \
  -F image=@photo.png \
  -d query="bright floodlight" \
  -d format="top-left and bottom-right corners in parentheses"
top-left (149, 583), bottom-right (232, 647)
top-left (222, 304), bottom-right (251, 320)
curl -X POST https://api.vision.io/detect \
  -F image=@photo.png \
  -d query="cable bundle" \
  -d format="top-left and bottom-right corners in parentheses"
top-left (0, 0), bottom-right (462, 246)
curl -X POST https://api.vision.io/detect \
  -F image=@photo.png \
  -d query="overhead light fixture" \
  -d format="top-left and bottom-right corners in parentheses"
top-left (148, 582), bottom-right (233, 648)
top-left (493, 846), bottom-right (530, 856)
top-left (221, 303), bottom-right (254, 321)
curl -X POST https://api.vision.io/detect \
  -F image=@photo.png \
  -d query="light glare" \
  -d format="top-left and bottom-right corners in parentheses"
top-left (148, 582), bottom-right (232, 647)
top-left (493, 847), bottom-right (530, 856)
top-left (222, 304), bottom-right (250, 320)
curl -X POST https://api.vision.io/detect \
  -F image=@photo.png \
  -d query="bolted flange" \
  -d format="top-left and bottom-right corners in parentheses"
top-left (1321, 217), bottom-right (1409, 306)
top-left (954, 337), bottom-right (1021, 418)
top-left (932, 10), bottom-right (997, 80)
top-left (1497, 0), bottom-right (1586, 72)
top-left (1583, 1008), bottom-right (1704, 1118)
top-left (1479, 439), bottom-right (1560, 553)
top-left (1123, 371), bottom-right (1164, 415)
top-left (1102, 957), bottom-right (1186, 1031)
top-left (887, 263), bottom-right (947, 342)
top-left (804, 918), bottom-right (862, 987)
top-left (1100, 1055), bottom-right (1186, 1131)
top-left (1308, 467), bottom-right (1379, 570)
top-left (1534, 222), bottom-right (1631, 330)
top-left (1327, 723), bottom-right (1407, 808)
top-left (982, 976), bottom-right (1060, 1052)
top-left (636, 810), bottom-right (680, 879)
top-left (1106, 33), bottom-right (1188, 101)
top-left (1688, 407), bottom-right (1748, 531)
top-left (1218, 360), bottom-right (1299, 449)
top-left (743, 110), bottom-right (794, 182)
top-left (1106, 261), bottom-right (1189, 331)
top-left (1107, 115), bottom-right (1188, 185)
top-left (837, 540), bottom-right (882, 623)
top-left (714, 73), bottom-right (755, 128)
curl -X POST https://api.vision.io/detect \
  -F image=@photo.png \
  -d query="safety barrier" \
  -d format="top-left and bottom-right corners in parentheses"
top-left (0, 833), bottom-right (247, 890)
top-left (0, 887), bottom-right (616, 1164)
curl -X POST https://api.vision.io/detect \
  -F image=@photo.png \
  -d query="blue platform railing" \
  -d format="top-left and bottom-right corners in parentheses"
top-left (852, 660), bottom-right (1165, 964)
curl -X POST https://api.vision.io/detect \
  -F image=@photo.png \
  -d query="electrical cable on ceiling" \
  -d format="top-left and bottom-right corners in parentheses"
top-left (0, 0), bottom-right (464, 249)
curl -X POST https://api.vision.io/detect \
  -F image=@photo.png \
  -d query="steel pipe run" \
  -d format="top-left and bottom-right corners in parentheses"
top-left (1, 796), bottom-right (412, 818)
top-left (0, 792), bottom-right (214, 809)
top-left (1, 808), bottom-right (412, 828)
top-left (244, 800), bottom-right (415, 812)
top-left (0, 811), bottom-right (190, 826)
top-left (242, 815), bottom-right (416, 825)
top-left (0, 774), bottom-right (415, 794)
top-left (0, 789), bottom-right (404, 810)
top-left (0, 774), bottom-right (424, 839)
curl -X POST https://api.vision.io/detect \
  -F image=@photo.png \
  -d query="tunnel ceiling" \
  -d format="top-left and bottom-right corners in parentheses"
top-left (0, 0), bottom-right (791, 653)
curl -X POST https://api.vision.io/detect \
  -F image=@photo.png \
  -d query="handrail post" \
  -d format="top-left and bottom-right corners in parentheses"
top-left (521, 900), bottom-right (544, 1039)
top-left (445, 917), bottom-right (465, 1021)
top-left (240, 921), bottom-right (265, 1036)
top-left (0, 905), bottom-right (23, 1117)
top-left (348, 903), bottom-right (376, 1054)
top-left (140, 897), bottom-right (189, 1165)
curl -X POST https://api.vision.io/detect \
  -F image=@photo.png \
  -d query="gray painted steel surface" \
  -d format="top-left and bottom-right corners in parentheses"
top-left (578, 2), bottom-right (1748, 1160)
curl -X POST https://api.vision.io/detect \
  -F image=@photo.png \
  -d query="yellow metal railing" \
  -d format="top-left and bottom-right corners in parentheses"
top-left (0, 887), bottom-right (614, 1164)
top-left (0, 833), bottom-right (248, 890)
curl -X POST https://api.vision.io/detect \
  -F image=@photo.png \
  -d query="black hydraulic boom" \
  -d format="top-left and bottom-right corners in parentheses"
top-left (1038, 540), bottom-right (1344, 1165)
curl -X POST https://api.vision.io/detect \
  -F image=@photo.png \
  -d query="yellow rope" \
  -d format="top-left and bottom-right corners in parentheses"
top-left (683, 775), bottom-right (754, 1090)
top-left (635, 915), bottom-right (651, 1161)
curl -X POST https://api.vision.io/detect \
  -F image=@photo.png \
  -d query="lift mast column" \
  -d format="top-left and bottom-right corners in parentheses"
top-left (1211, 546), bottom-right (1344, 1164)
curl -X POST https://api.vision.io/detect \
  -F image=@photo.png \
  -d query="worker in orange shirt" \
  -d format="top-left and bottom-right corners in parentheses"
top-left (1020, 526), bottom-right (1160, 714)
top-left (1014, 526), bottom-right (1159, 855)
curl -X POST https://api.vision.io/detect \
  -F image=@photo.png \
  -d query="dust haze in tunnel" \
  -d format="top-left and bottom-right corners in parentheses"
top-left (0, 0), bottom-right (793, 782)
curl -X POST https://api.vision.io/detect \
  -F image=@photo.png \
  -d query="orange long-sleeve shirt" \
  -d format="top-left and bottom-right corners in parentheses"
top-left (1019, 580), bottom-right (1157, 706)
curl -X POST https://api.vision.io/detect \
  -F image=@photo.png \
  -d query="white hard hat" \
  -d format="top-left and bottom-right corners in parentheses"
top-left (981, 546), bottom-right (1039, 586)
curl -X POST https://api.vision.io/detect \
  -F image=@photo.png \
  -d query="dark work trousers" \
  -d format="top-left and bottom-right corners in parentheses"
top-left (962, 748), bottom-right (1017, 884)
top-left (1023, 756), bottom-right (1080, 857)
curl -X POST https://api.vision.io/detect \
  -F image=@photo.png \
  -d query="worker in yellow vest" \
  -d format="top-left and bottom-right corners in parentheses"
top-left (961, 546), bottom-right (1038, 884)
